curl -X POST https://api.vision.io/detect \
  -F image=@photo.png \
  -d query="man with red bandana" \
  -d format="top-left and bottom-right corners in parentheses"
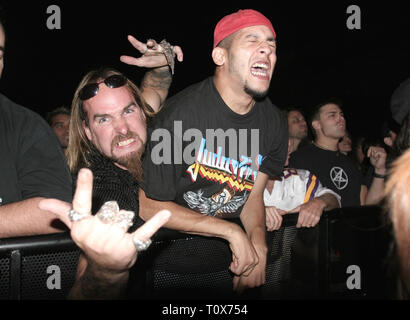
top-left (139, 9), bottom-right (288, 296)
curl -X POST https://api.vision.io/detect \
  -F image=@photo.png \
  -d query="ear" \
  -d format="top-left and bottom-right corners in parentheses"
top-left (312, 119), bottom-right (321, 131)
top-left (212, 47), bottom-right (226, 66)
top-left (82, 120), bottom-right (92, 142)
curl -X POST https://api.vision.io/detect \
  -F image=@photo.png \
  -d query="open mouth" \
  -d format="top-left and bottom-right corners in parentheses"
top-left (251, 62), bottom-right (270, 78)
top-left (116, 138), bottom-right (135, 147)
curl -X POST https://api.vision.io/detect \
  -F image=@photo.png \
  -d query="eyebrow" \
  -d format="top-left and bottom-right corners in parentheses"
top-left (93, 102), bottom-right (136, 120)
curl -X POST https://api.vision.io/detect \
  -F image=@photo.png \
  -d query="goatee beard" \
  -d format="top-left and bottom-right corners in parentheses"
top-left (244, 85), bottom-right (269, 100)
top-left (110, 132), bottom-right (145, 182)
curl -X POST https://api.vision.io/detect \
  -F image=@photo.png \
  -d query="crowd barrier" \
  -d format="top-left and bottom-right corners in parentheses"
top-left (0, 205), bottom-right (393, 300)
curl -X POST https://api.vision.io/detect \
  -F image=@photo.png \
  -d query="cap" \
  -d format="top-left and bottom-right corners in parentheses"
top-left (213, 9), bottom-right (276, 48)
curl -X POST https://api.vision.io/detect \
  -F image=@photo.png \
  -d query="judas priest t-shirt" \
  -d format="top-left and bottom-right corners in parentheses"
top-left (141, 77), bottom-right (288, 219)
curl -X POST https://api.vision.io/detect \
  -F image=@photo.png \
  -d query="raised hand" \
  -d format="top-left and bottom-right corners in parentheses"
top-left (39, 168), bottom-right (171, 273)
top-left (120, 35), bottom-right (183, 69)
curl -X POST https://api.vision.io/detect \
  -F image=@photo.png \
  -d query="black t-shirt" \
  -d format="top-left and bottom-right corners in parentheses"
top-left (0, 93), bottom-right (72, 206)
top-left (289, 143), bottom-right (364, 207)
top-left (141, 77), bottom-right (288, 219)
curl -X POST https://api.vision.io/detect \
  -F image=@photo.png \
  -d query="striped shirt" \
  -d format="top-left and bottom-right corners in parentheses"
top-left (264, 168), bottom-right (341, 211)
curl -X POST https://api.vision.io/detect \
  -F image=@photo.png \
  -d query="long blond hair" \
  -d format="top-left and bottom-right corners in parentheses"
top-left (385, 148), bottom-right (410, 297)
top-left (66, 67), bottom-right (154, 173)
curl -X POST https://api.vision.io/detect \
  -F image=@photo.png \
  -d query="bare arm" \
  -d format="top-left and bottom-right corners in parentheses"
top-left (290, 193), bottom-right (340, 228)
top-left (140, 67), bottom-right (172, 111)
top-left (0, 197), bottom-right (66, 238)
top-left (365, 146), bottom-right (387, 205)
top-left (139, 189), bottom-right (258, 277)
top-left (68, 254), bottom-right (129, 299)
top-left (315, 192), bottom-right (340, 211)
top-left (120, 35), bottom-right (183, 112)
top-left (233, 172), bottom-right (269, 293)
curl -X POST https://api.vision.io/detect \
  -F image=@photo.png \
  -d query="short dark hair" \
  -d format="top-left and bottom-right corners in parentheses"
top-left (308, 98), bottom-right (343, 138)
top-left (282, 106), bottom-right (306, 119)
top-left (46, 106), bottom-right (71, 125)
top-left (309, 98), bottom-right (343, 125)
top-left (217, 33), bottom-right (235, 50)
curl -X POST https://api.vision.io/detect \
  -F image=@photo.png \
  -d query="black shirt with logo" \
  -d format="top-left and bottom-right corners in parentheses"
top-left (289, 143), bottom-right (364, 207)
top-left (141, 77), bottom-right (288, 219)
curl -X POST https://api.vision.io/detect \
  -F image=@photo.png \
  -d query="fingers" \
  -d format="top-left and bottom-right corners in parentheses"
top-left (127, 35), bottom-right (148, 54)
top-left (146, 39), bottom-right (159, 51)
top-left (72, 168), bottom-right (93, 215)
top-left (119, 55), bottom-right (142, 66)
top-left (229, 254), bottom-right (255, 276)
top-left (172, 45), bottom-right (184, 62)
top-left (297, 209), bottom-right (320, 228)
top-left (265, 209), bottom-right (273, 231)
top-left (38, 198), bottom-right (73, 228)
top-left (233, 276), bottom-right (244, 295)
top-left (131, 210), bottom-right (171, 243)
top-left (265, 207), bottom-right (283, 231)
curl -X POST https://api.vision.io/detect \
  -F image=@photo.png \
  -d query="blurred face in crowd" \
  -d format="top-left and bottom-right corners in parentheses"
top-left (0, 24), bottom-right (5, 78)
top-left (83, 84), bottom-right (147, 173)
top-left (223, 25), bottom-right (277, 99)
top-left (356, 137), bottom-right (366, 164)
top-left (338, 132), bottom-right (352, 155)
top-left (50, 113), bottom-right (70, 149)
top-left (384, 130), bottom-right (397, 148)
top-left (288, 110), bottom-right (308, 140)
top-left (313, 103), bottom-right (346, 141)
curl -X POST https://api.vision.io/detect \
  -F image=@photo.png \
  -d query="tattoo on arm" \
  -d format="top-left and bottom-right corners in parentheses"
top-left (141, 68), bottom-right (172, 92)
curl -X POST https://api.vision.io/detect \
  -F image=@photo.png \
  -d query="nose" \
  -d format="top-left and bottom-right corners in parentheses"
top-left (258, 41), bottom-right (274, 56)
top-left (113, 117), bottom-right (129, 135)
top-left (64, 124), bottom-right (70, 135)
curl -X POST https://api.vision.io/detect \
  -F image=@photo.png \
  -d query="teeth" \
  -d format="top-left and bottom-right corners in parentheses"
top-left (252, 63), bottom-right (269, 69)
top-left (117, 138), bottom-right (134, 147)
top-left (251, 70), bottom-right (268, 77)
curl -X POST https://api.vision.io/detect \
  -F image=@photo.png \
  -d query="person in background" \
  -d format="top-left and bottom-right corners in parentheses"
top-left (265, 140), bottom-right (340, 231)
top-left (0, 17), bottom-right (72, 238)
top-left (284, 107), bottom-right (309, 153)
top-left (46, 106), bottom-right (71, 151)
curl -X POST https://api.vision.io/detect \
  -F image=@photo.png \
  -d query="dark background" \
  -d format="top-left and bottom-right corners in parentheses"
top-left (1, 1), bottom-right (409, 139)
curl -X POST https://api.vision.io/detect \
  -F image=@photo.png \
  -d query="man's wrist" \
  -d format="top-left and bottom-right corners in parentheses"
top-left (374, 168), bottom-right (387, 175)
top-left (373, 171), bottom-right (388, 179)
top-left (86, 261), bottom-right (129, 283)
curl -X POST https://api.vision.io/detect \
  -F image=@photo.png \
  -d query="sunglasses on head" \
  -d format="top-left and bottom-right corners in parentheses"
top-left (79, 74), bottom-right (127, 101)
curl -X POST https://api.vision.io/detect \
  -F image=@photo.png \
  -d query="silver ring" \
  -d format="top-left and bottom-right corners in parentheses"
top-left (114, 210), bottom-right (135, 230)
top-left (143, 46), bottom-right (148, 54)
top-left (68, 209), bottom-right (87, 222)
top-left (133, 238), bottom-right (152, 251)
top-left (96, 201), bottom-right (119, 224)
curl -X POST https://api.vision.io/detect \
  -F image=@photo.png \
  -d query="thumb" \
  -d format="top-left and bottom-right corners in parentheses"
top-left (39, 198), bottom-right (72, 229)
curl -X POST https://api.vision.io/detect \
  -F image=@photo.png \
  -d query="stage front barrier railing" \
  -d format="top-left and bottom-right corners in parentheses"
top-left (0, 205), bottom-right (392, 300)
